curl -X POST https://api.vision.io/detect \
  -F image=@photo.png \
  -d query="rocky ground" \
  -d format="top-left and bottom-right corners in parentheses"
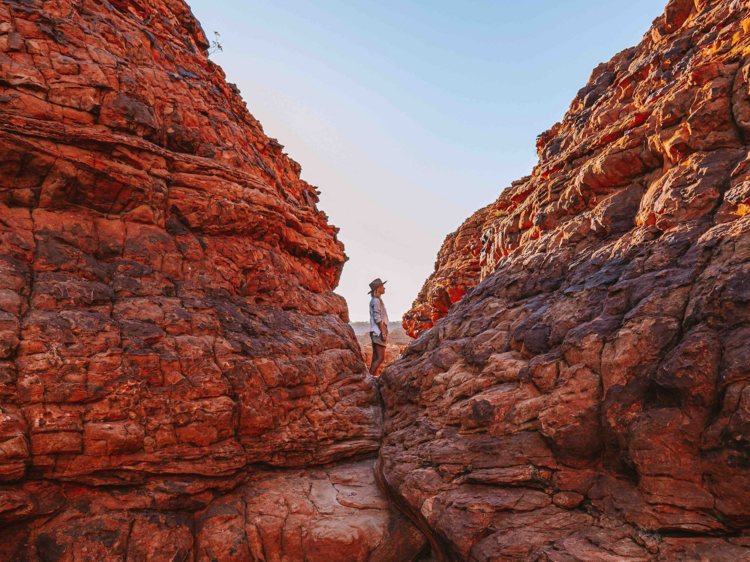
top-left (383, 0), bottom-right (750, 559)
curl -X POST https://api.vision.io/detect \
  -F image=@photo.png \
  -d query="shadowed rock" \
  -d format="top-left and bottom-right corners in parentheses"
top-left (382, 0), bottom-right (750, 559)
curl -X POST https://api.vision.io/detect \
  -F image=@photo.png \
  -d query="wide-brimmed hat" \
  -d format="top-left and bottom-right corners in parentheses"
top-left (368, 278), bottom-right (387, 294)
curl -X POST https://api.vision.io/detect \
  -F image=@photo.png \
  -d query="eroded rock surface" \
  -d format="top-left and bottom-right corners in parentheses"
top-left (0, 459), bottom-right (428, 562)
top-left (403, 205), bottom-right (493, 339)
top-left (0, 0), bottom-right (425, 559)
top-left (195, 459), bottom-right (428, 562)
top-left (382, 0), bottom-right (750, 560)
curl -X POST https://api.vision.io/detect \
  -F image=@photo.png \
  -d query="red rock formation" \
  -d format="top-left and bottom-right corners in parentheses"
top-left (195, 459), bottom-right (427, 562)
top-left (381, 0), bottom-right (750, 559)
top-left (1, 459), bottom-right (428, 561)
top-left (0, 0), bottom-right (426, 559)
top-left (403, 204), bottom-right (494, 339)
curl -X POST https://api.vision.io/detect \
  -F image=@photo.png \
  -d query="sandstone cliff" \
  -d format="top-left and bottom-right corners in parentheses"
top-left (0, 0), bottom-right (427, 559)
top-left (382, 0), bottom-right (750, 559)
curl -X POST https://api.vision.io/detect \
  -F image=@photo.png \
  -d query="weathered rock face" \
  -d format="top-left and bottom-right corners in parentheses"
top-left (0, 0), bottom-right (426, 560)
top-left (381, 0), bottom-right (750, 560)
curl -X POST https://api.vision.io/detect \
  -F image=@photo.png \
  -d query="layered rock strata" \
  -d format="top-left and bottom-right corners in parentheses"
top-left (381, 0), bottom-right (750, 560)
top-left (0, 0), bottom-right (426, 559)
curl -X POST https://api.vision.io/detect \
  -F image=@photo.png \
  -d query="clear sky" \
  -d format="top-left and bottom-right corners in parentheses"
top-left (187, 0), bottom-right (667, 322)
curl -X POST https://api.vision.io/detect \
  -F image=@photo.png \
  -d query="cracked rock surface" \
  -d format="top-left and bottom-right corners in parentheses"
top-left (384, 0), bottom-right (750, 560)
top-left (195, 459), bottom-right (428, 562)
top-left (0, 0), bottom-right (426, 560)
top-left (1, 459), bottom-right (428, 562)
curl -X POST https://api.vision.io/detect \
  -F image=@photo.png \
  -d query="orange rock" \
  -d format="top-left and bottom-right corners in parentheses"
top-left (0, 0), bottom-right (425, 559)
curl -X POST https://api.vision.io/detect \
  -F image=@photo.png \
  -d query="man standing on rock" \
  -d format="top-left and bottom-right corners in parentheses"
top-left (368, 278), bottom-right (389, 376)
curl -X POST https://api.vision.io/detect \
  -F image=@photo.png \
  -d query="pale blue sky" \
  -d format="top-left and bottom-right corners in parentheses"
top-left (187, 0), bottom-right (667, 321)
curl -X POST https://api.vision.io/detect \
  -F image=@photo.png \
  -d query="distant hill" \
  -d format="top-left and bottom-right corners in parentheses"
top-left (350, 321), bottom-right (403, 336)
top-left (352, 323), bottom-right (412, 345)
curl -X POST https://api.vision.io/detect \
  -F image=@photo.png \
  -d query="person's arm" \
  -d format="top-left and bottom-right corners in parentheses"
top-left (371, 300), bottom-right (382, 333)
top-left (378, 320), bottom-right (388, 341)
top-left (381, 299), bottom-right (389, 340)
top-left (374, 300), bottom-right (387, 341)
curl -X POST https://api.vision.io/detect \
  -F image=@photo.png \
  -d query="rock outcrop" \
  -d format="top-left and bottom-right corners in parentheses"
top-left (195, 459), bottom-right (427, 562)
top-left (403, 204), bottom-right (494, 339)
top-left (381, 0), bottom-right (750, 560)
top-left (0, 0), bottom-right (426, 560)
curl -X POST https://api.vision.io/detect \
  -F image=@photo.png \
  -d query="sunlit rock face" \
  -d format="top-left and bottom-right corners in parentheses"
top-left (403, 205), bottom-right (493, 339)
top-left (382, 0), bottom-right (750, 559)
top-left (0, 0), bottom-right (427, 559)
